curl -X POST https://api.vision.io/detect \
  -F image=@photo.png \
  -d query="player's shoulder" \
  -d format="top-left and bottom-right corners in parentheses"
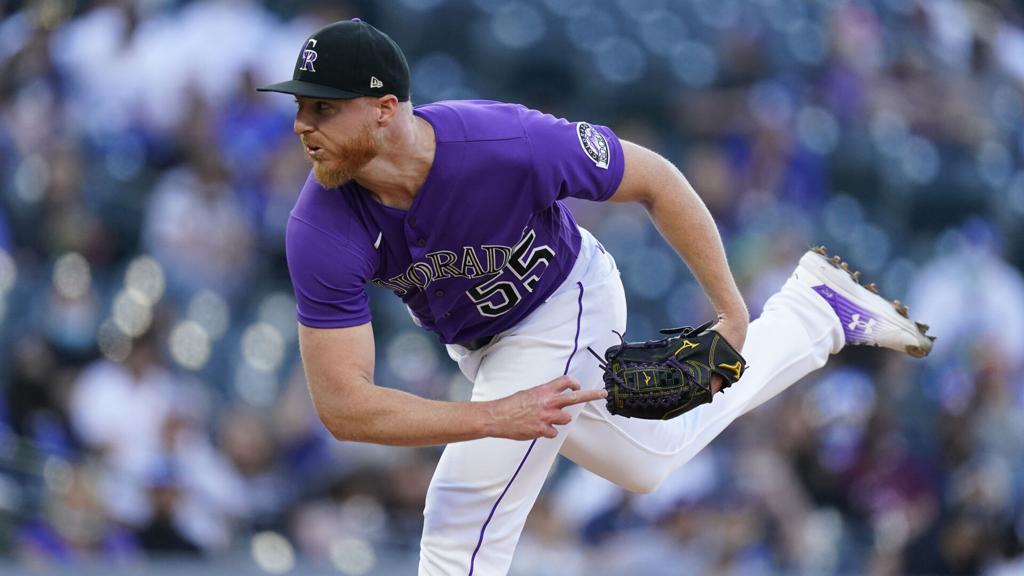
top-left (288, 172), bottom-right (374, 251)
top-left (414, 99), bottom-right (534, 143)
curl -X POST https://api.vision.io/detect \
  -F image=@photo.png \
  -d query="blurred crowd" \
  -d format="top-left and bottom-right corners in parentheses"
top-left (1, 0), bottom-right (1024, 574)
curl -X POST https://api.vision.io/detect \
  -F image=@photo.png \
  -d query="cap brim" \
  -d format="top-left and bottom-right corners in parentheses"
top-left (256, 80), bottom-right (363, 99)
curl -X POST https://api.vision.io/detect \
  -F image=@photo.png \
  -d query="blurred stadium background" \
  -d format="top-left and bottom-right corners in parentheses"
top-left (1, 0), bottom-right (1024, 574)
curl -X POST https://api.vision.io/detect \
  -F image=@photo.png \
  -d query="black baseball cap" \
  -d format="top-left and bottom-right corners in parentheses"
top-left (257, 18), bottom-right (410, 101)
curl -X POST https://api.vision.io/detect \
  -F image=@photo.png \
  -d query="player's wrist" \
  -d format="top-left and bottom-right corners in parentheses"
top-left (473, 400), bottom-right (500, 438)
top-left (715, 301), bottom-right (749, 324)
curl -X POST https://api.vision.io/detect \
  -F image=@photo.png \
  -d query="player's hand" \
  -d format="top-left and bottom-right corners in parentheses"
top-left (485, 376), bottom-right (606, 440)
top-left (710, 311), bottom-right (748, 394)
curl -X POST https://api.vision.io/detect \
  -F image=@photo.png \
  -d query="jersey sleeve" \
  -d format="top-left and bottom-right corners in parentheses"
top-left (285, 214), bottom-right (374, 329)
top-left (520, 106), bottom-right (626, 204)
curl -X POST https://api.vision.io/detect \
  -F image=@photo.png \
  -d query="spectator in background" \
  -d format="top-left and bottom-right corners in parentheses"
top-left (142, 148), bottom-right (254, 303)
top-left (1, 0), bottom-right (1024, 572)
top-left (4, 337), bottom-right (76, 455)
top-left (14, 462), bottom-right (138, 567)
top-left (67, 328), bottom-right (181, 529)
top-left (133, 461), bottom-right (203, 556)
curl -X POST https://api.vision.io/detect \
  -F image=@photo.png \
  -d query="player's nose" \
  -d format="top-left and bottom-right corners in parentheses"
top-left (293, 112), bottom-right (315, 135)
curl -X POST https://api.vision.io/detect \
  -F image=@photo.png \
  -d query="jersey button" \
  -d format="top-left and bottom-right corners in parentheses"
top-left (443, 312), bottom-right (451, 318)
top-left (434, 289), bottom-right (445, 297)
top-left (417, 239), bottom-right (426, 247)
top-left (408, 217), bottom-right (417, 225)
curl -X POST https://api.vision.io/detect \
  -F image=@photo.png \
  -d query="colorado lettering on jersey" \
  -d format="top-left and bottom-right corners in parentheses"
top-left (370, 228), bottom-right (555, 318)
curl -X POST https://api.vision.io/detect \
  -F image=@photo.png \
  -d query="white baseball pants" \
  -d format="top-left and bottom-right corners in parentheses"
top-left (419, 228), bottom-right (845, 575)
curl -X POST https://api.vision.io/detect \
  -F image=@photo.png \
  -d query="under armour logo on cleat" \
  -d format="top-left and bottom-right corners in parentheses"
top-left (848, 314), bottom-right (877, 334)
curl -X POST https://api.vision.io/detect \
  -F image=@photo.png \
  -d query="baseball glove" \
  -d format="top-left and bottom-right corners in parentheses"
top-left (587, 321), bottom-right (747, 420)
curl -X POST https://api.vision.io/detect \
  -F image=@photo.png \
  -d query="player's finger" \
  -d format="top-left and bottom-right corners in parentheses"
top-left (711, 374), bottom-right (723, 395)
top-left (542, 425), bottom-right (558, 438)
top-left (549, 375), bottom-right (580, 392)
top-left (552, 410), bottom-right (573, 426)
top-left (555, 388), bottom-right (607, 407)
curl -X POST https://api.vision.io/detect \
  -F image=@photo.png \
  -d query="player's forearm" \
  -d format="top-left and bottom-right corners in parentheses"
top-left (315, 380), bottom-right (491, 446)
top-left (643, 159), bottom-right (748, 321)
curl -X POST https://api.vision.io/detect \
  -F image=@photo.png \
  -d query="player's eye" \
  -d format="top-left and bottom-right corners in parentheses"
top-left (315, 102), bottom-right (331, 113)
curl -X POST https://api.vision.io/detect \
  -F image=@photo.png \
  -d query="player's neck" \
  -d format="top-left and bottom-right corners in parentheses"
top-left (354, 115), bottom-right (436, 211)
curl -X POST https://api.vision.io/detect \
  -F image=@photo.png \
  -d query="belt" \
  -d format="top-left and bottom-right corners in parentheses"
top-left (457, 334), bottom-right (494, 351)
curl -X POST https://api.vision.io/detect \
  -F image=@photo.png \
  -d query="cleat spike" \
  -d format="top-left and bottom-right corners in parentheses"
top-left (906, 345), bottom-right (930, 358)
top-left (830, 255), bottom-right (842, 266)
top-left (866, 283), bottom-right (879, 294)
top-left (897, 306), bottom-right (909, 318)
top-left (851, 270), bottom-right (861, 282)
top-left (840, 262), bottom-right (850, 272)
top-left (915, 321), bottom-right (930, 334)
top-left (813, 246), bottom-right (828, 256)
top-left (927, 335), bottom-right (936, 342)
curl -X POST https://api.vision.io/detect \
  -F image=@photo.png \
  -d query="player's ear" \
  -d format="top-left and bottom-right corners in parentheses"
top-left (375, 94), bottom-right (400, 126)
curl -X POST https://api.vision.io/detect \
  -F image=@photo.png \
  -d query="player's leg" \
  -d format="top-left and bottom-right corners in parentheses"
top-left (560, 247), bottom-right (933, 493)
top-left (419, 231), bottom-right (624, 576)
top-left (560, 270), bottom-right (841, 492)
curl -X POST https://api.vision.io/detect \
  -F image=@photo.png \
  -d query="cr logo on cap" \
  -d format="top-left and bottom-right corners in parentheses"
top-left (300, 39), bottom-right (318, 72)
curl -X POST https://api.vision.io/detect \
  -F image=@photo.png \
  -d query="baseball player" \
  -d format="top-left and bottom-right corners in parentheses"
top-left (258, 19), bottom-right (934, 575)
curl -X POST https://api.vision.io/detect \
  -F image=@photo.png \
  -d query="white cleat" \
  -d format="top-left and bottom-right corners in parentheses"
top-left (792, 246), bottom-right (935, 357)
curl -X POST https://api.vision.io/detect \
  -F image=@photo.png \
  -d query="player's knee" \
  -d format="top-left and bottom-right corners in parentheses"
top-left (616, 467), bottom-right (670, 494)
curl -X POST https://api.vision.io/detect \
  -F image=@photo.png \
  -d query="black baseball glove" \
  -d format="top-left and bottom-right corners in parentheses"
top-left (587, 321), bottom-right (747, 420)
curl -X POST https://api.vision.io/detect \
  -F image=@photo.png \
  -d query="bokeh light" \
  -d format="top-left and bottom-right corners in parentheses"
top-left (234, 363), bottom-right (279, 407)
top-left (977, 140), bottom-right (1012, 189)
top-left (14, 154), bottom-right (48, 204)
top-left (1008, 171), bottom-right (1024, 215)
top-left (188, 289), bottom-right (230, 340)
top-left (257, 292), bottom-right (297, 343)
top-left (251, 531), bottom-right (295, 575)
top-left (637, 10), bottom-right (686, 56)
top-left (242, 322), bottom-right (285, 372)
top-left (787, 20), bottom-right (829, 65)
top-left (491, 2), bottom-right (546, 50)
top-left (541, 0), bottom-right (585, 18)
top-left (797, 106), bottom-right (840, 155)
top-left (566, 7), bottom-right (617, 53)
top-left (0, 249), bottom-right (18, 294)
top-left (169, 320), bottom-right (211, 371)
top-left (124, 255), bottom-right (165, 306)
top-left (623, 247), bottom-right (675, 299)
top-left (670, 40), bottom-right (718, 87)
top-left (112, 289), bottom-right (153, 337)
top-left (761, 0), bottom-right (807, 33)
top-left (53, 252), bottom-right (91, 300)
top-left (97, 320), bottom-right (132, 363)
top-left (899, 135), bottom-right (940, 185)
top-left (329, 537), bottom-right (377, 576)
top-left (749, 81), bottom-right (795, 130)
top-left (412, 53), bottom-right (468, 102)
top-left (693, 0), bottom-right (741, 29)
top-left (594, 37), bottom-right (647, 84)
top-left (386, 331), bottom-right (440, 383)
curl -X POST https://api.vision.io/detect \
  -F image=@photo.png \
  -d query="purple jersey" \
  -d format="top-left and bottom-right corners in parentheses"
top-left (285, 100), bottom-right (624, 344)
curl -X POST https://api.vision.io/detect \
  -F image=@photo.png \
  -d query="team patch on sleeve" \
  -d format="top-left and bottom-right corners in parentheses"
top-left (576, 122), bottom-right (610, 169)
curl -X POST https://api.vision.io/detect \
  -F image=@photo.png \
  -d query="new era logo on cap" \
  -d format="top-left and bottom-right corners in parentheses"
top-left (256, 18), bottom-right (410, 102)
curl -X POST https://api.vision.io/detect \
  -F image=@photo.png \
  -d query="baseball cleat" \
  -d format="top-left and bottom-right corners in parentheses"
top-left (793, 246), bottom-right (935, 357)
